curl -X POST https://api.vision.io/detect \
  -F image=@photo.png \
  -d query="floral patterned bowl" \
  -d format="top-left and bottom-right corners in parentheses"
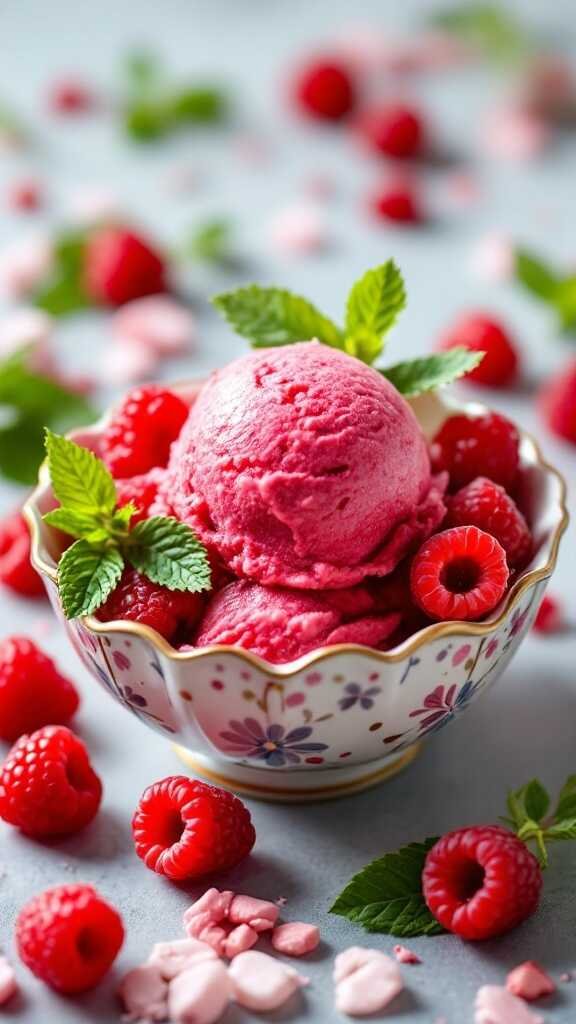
top-left (24, 388), bottom-right (568, 802)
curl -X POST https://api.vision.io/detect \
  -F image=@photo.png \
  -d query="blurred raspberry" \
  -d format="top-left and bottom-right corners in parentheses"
top-left (355, 103), bottom-right (425, 159)
top-left (48, 79), bottom-right (95, 114)
top-left (538, 359), bottom-right (576, 445)
top-left (532, 594), bottom-right (564, 634)
top-left (7, 180), bottom-right (42, 213)
top-left (0, 511), bottom-right (45, 598)
top-left (84, 227), bottom-right (166, 307)
top-left (369, 177), bottom-right (423, 224)
top-left (101, 385), bottom-right (189, 478)
top-left (292, 57), bottom-right (356, 121)
top-left (0, 637), bottom-right (79, 741)
top-left (437, 313), bottom-right (519, 388)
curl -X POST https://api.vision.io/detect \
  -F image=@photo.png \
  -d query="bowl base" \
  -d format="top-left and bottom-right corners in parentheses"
top-left (172, 744), bottom-right (421, 803)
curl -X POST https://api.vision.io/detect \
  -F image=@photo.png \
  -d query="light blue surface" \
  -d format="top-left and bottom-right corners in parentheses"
top-left (0, 1), bottom-right (575, 1020)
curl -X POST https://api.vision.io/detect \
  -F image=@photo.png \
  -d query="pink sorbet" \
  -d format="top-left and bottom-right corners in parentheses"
top-left (165, 342), bottom-right (445, 588)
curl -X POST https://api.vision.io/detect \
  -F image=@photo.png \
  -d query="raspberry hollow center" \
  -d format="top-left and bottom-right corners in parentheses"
top-left (76, 926), bottom-right (104, 962)
top-left (162, 809), bottom-right (186, 846)
top-left (452, 859), bottom-right (485, 902)
top-left (440, 556), bottom-right (481, 594)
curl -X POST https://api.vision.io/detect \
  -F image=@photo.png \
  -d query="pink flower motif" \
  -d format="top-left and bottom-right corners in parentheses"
top-left (509, 606), bottom-right (530, 637)
top-left (112, 650), bottom-right (131, 671)
top-left (211, 680), bottom-right (224, 691)
top-left (485, 638), bottom-right (499, 659)
top-left (305, 672), bottom-right (323, 686)
top-left (286, 692), bottom-right (306, 707)
top-left (452, 644), bottom-right (471, 667)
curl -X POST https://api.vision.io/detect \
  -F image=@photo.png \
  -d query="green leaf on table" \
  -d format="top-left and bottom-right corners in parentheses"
top-left (33, 230), bottom-right (90, 316)
top-left (515, 249), bottom-right (560, 301)
top-left (381, 348), bottom-right (484, 396)
top-left (545, 818), bottom-right (576, 841)
top-left (555, 775), bottom-right (576, 821)
top-left (521, 779), bottom-right (550, 823)
top-left (330, 838), bottom-right (444, 937)
top-left (58, 540), bottom-right (124, 618)
top-left (0, 415), bottom-right (48, 486)
top-left (554, 278), bottom-right (576, 334)
top-left (45, 430), bottom-right (116, 514)
top-left (344, 261), bottom-right (406, 363)
top-left (187, 218), bottom-right (233, 266)
top-left (213, 285), bottom-right (343, 349)
top-left (127, 516), bottom-right (212, 592)
top-left (124, 50), bottom-right (162, 92)
top-left (432, 4), bottom-right (529, 64)
top-left (170, 87), bottom-right (227, 124)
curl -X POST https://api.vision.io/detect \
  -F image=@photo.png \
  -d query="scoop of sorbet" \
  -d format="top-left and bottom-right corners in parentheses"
top-left (164, 342), bottom-right (446, 588)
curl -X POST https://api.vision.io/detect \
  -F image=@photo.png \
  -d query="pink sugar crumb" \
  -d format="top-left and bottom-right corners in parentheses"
top-left (228, 950), bottom-right (307, 1012)
top-left (223, 924), bottom-right (258, 959)
top-left (507, 961), bottom-right (555, 1001)
top-left (475, 985), bottom-right (544, 1024)
top-left (334, 947), bottom-right (403, 1016)
top-left (272, 922), bottom-right (320, 957)
top-left (118, 963), bottom-right (168, 1023)
top-left (560, 972), bottom-right (573, 983)
top-left (148, 938), bottom-right (217, 980)
top-left (228, 894), bottom-right (279, 932)
top-left (168, 960), bottom-right (232, 1024)
top-left (0, 956), bottom-right (17, 1006)
top-left (393, 943), bottom-right (421, 964)
top-left (267, 203), bottom-right (325, 255)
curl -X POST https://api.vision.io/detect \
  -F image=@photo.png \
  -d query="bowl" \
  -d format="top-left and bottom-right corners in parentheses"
top-left (24, 387), bottom-right (568, 802)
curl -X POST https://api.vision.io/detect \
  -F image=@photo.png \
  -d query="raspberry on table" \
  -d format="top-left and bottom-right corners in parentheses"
top-left (16, 884), bottom-right (124, 994)
top-left (0, 725), bottom-right (102, 838)
top-left (430, 411), bottom-right (520, 492)
top-left (369, 178), bottom-right (423, 224)
top-left (355, 103), bottom-right (425, 159)
top-left (410, 525), bottom-right (509, 621)
top-left (292, 58), bottom-right (356, 121)
top-left (101, 385), bottom-right (189, 478)
top-left (538, 358), bottom-right (576, 446)
top-left (116, 467), bottom-right (164, 524)
top-left (96, 568), bottom-right (205, 643)
top-left (48, 79), bottom-right (95, 114)
top-left (0, 511), bottom-right (45, 598)
top-left (0, 637), bottom-right (79, 742)
top-left (8, 179), bottom-right (43, 213)
top-left (84, 226), bottom-right (167, 307)
top-left (132, 775), bottom-right (256, 881)
top-left (422, 825), bottom-right (542, 940)
top-left (446, 477), bottom-right (532, 569)
top-left (532, 593), bottom-right (564, 634)
top-left (437, 313), bottom-right (519, 388)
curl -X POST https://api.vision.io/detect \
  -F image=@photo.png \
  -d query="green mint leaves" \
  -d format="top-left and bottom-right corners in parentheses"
top-left (501, 775), bottom-right (576, 867)
top-left (34, 231), bottom-right (90, 316)
top-left (122, 51), bottom-right (227, 142)
top-left (330, 839), bottom-right (444, 938)
top-left (432, 4), bottom-right (531, 65)
top-left (43, 430), bottom-right (211, 619)
top-left (515, 249), bottom-right (576, 334)
top-left (184, 218), bottom-right (235, 268)
top-left (213, 261), bottom-right (482, 396)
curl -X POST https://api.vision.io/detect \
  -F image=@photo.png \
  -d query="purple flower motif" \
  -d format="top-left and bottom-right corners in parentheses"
top-left (338, 683), bottom-right (381, 711)
top-left (220, 717), bottom-right (328, 767)
top-left (121, 685), bottom-right (148, 708)
top-left (485, 638), bottom-right (499, 659)
top-left (509, 605), bottom-right (530, 638)
top-left (408, 680), bottom-right (477, 734)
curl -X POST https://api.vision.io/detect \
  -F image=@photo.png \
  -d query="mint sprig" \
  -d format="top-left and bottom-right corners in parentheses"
top-left (43, 430), bottom-right (211, 619)
top-left (213, 262), bottom-right (483, 397)
top-left (515, 248), bottom-right (576, 335)
top-left (122, 50), bottom-right (227, 142)
top-left (33, 231), bottom-right (90, 317)
top-left (431, 4), bottom-right (531, 65)
top-left (500, 775), bottom-right (576, 867)
top-left (184, 218), bottom-right (236, 268)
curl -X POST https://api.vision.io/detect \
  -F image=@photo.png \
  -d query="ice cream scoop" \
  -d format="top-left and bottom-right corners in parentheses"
top-left (165, 342), bottom-right (446, 589)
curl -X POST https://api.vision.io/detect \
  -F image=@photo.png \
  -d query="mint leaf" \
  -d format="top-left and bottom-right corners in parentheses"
top-left (111, 504), bottom-right (137, 530)
top-left (555, 775), bottom-right (576, 820)
top-left (515, 249), bottom-right (560, 302)
top-left (344, 261), bottom-right (406, 363)
top-left (127, 516), bottom-right (212, 592)
top-left (125, 50), bottom-right (161, 93)
top-left (432, 4), bottom-right (529, 64)
top-left (345, 329), bottom-right (387, 365)
top-left (213, 285), bottom-right (343, 349)
top-left (187, 218), bottom-right (232, 266)
top-left (0, 415), bottom-right (48, 486)
top-left (58, 541), bottom-right (124, 618)
top-left (522, 779), bottom-right (550, 823)
top-left (545, 818), bottom-right (576, 841)
top-left (381, 348), bottom-right (484, 396)
top-left (330, 839), bottom-right (444, 937)
top-left (170, 87), bottom-right (226, 124)
top-left (554, 278), bottom-right (576, 333)
top-left (43, 507), bottom-right (104, 539)
top-left (33, 231), bottom-right (90, 316)
top-left (45, 430), bottom-right (117, 514)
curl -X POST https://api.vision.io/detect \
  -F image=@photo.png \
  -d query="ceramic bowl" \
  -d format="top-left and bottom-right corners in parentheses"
top-left (24, 387), bottom-right (568, 802)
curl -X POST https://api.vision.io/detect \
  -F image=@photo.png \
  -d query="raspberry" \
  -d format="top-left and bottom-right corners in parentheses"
top-left (101, 385), bottom-right (188, 478)
top-left (84, 227), bottom-right (166, 307)
top-left (533, 593), bottom-right (563, 634)
top-left (16, 884), bottom-right (123, 993)
top-left (132, 775), bottom-right (256, 881)
top-left (431, 412), bottom-right (520, 492)
top-left (538, 359), bottom-right (576, 445)
top-left (0, 725), bottom-right (102, 837)
top-left (437, 313), bottom-right (519, 388)
top-left (356, 103), bottom-right (425, 159)
top-left (446, 477), bottom-right (532, 569)
top-left (116, 467), bottom-right (164, 524)
top-left (0, 511), bottom-right (45, 598)
top-left (292, 58), bottom-right (356, 121)
top-left (48, 79), bottom-right (95, 114)
top-left (8, 180), bottom-right (42, 213)
top-left (369, 178), bottom-right (423, 224)
top-left (422, 825), bottom-right (542, 940)
top-left (0, 637), bottom-right (79, 742)
top-left (96, 567), bottom-right (205, 643)
top-left (410, 525), bottom-right (509, 621)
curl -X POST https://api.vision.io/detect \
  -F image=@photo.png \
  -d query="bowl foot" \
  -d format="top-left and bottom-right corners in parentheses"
top-left (172, 744), bottom-right (421, 803)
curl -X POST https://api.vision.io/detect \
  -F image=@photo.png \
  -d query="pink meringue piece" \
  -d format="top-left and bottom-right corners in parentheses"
top-left (470, 232), bottom-right (515, 282)
top-left (100, 338), bottom-right (159, 384)
top-left (185, 889), bottom-right (235, 924)
top-left (228, 894), bottom-right (279, 932)
top-left (184, 917), bottom-right (227, 957)
top-left (267, 203), bottom-right (325, 255)
top-left (0, 956), bottom-right (17, 1006)
top-left (393, 944), bottom-right (421, 964)
top-left (333, 947), bottom-right (403, 1016)
top-left (112, 296), bottom-right (195, 356)
top-left (222, 924), bottom-right (258, 959)
top-left (118, 963), bottom-right (168, 1022)
top-left (482, 106), bottom-right (549, 161)
top-left (228, 950), bottom-right (307, 1012)
top-left (507, 961), bottom-right (556, 1001)
top-left (0, 308), bottom-right (55, 372)
top-left (67, 185), bottom-right (120, 225)
top-left (168, 960), bottom-right (232, 1024)
top-left (0, 235), bottom-right (53, 298)
top-left (475, 985), bottom-right (544, 1024)
top-left (272, 922), bottom-right (320, 957)
top-left (148, 938), bottom-right (217, 980)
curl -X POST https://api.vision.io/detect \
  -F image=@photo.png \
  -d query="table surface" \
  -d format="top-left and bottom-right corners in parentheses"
top-left (0, 0), bottom-right (575, 1020)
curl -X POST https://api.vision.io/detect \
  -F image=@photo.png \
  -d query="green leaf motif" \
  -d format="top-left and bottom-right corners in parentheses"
top-left (344, 261), bottom-right (406, 363)
top-left (45, 431), bottom-right (117, 515)
top-left (127, 516), bottom-right (212, 592)
top-left (515, 249), bottom-right (560, 302)
top-left (381, 348), bottom-right (484, 396)
top-left (213, 286), bottom-right (343, 350)
top-left (555, 775), bottom-right (576, 821)
top-left (330, 839), bottom-right (444, 938)
top-left (58, 541), bottom-right (124, 618)
top-left (43, 507), bottom-right (104, 539)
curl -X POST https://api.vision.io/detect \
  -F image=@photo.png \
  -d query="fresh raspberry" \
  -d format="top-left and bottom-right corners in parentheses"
top-left (48, 79), bottom-right (95, 114)
top-left (355, 103), bottom-right (425, 159)
top-left (84, 227), bottom-right (166, 307)
top-left (101, 385), bottom-right (188, 478)
top-left (96, 568), bottom-right (205, 643)
top-left (410, 525), bottom-right (509, 621)
top-left (0, 637), bottom-right (79, 742)
top-left (16, 884), bottom-right (123, 993)
top-left (532, 593), bottom-right (563, 634)
top-left (538, 359), bottom-right (576, 445)
top-left (430, 412), bottom-right (520, 492)
top-left (446, 477), bottom-right (532, 569)
top-left (8, 180), bottom-right (42, 213)
top-left (437, 313), bottom-right (519, 388)
top-left (0, 511), bottom-right (45, 598)
top-left (132, 775), bottom-right (256, 881)
top-left (0, 725), bottom-right (102, 837)
top-left (116, 467), bottom-right (164, 524)
top-left (422, 825), bottom-right (542, 940)
top-left (292, 58), bottom-right (356, 121)
top-left (369, 178), bottom-right (423, 224)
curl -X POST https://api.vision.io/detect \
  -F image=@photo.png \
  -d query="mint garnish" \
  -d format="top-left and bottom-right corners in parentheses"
top-left (501, 775), bottom-right (576, 867)
top-left (185, 218), bottom-right (235, 267)
top-left (515, 248), bottom-right (576, 334)
top-left (43, 430), bottom-right (211, 619)
top-left (122, 50), bottom-right (227, 142)
top-left (213, 261), bottom-right (483, 397)
top-left (431, 4), bottom-right (531, 65)
top-left (33, 231), bottom-right (90, 316)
